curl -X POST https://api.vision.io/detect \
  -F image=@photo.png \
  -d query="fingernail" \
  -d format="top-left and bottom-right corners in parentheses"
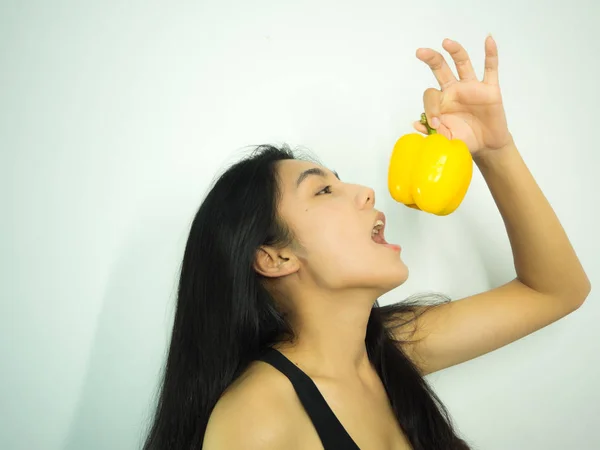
top-left (431, 117), bottom-right (441, 128)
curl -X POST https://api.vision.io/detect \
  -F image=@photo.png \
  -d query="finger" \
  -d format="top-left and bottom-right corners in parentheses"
top-left (423, 88), bottom-right (443, 129)
top-left (413, 121), bottom-right (427, 134)
top-left (482, 35), bottom-right (499, 85)
top-left (441, 38), bottom-right (478, 81)
top-left (416, 47), bottom-right (458, 90)
top-left (414, 120), bottom-right (452, 139)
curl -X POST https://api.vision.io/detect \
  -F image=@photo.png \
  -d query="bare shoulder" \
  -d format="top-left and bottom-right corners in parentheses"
top-left (202, 359), bottom-right (301, 449)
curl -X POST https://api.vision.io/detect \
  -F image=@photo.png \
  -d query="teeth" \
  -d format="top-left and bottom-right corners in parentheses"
top-left (372, 219), bottom-right (384, 235)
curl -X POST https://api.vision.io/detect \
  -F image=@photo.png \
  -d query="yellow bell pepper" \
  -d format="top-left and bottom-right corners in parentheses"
top-left (388, 113), bottom-right (473, 216)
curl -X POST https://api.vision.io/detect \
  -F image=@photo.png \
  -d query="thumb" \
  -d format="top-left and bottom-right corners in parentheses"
top-left (423, 88), bottom-right (442, 129)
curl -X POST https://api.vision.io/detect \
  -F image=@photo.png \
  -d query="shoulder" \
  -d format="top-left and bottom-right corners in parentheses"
top-left (202, 359), bottom-right (301, 449)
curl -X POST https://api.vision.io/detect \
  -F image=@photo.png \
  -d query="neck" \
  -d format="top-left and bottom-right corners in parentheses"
top-left (272, 287), bottom-right (378, 382)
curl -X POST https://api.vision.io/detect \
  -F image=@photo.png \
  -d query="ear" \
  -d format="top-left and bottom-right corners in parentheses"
top-left (253, 245), bottom-right (299, 278)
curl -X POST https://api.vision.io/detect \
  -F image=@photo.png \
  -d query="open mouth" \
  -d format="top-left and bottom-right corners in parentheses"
top-left (371, 219), bottom-right (388, 245)
top-left (371, 215), bottom-right (401, 252)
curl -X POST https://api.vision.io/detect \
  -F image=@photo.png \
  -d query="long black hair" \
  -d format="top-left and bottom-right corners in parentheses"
top-left (141, 144), bottom-right (472, 449)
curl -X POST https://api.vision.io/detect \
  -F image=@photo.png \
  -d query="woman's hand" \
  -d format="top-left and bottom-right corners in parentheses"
top-left (413, 36), bottom-right (514, 157)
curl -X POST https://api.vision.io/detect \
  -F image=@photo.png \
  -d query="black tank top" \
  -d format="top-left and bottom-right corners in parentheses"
top-left (257, 347), bottom-right (361, 450)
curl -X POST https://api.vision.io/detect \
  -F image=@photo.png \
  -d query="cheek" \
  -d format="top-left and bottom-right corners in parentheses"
top-left (310, 221), bottom-right (367, 254)
top-left (299, 220), bottom-right (408, 289)
top-left (307, 234), bottom-right (377, 284)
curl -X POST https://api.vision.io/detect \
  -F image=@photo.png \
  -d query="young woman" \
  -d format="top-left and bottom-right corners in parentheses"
top-left (141, 36), bottom-right (590, 450)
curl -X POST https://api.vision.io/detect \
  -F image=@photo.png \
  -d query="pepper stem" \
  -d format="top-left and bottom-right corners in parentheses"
top-left (420, 113), bottom-right (437, 135)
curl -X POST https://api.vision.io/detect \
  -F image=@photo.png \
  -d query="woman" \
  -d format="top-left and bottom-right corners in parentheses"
top-left (141, 36), bottom-right (590, 450)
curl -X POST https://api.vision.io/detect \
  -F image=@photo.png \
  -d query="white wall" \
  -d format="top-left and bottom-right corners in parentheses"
top-left (2, 1), bottom-right (598, 449)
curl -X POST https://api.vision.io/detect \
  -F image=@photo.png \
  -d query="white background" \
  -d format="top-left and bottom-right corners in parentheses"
top-left (2, 1), bottom-right (598, 449)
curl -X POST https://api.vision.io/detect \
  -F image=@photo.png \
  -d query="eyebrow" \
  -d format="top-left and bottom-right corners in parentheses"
top-left (296, 167), bottom-right (340, 189)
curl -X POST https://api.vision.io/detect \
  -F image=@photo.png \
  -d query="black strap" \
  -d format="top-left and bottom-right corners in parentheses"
top-left (257, 347), bottom-right (361, 449)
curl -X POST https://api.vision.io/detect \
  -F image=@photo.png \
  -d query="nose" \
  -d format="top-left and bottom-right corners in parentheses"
top-left (357, 185), bottom-right (375, 209)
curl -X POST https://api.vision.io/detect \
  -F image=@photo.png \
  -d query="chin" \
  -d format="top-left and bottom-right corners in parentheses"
top-left (378, 264), bottom-right (409, 294)
top-left (393, 269), bottom-right (410, 289)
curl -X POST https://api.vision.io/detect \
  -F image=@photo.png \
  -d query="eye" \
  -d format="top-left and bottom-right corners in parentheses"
top-left (316, 185), bottom-right (332, 196)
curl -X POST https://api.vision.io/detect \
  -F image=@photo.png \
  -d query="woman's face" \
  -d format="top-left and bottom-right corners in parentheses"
top-left (272, 159), bottom-right (409, 296)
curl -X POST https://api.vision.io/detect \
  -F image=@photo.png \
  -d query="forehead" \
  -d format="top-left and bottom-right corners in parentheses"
top-left (277, 159), bottom-right (322, 176)
top-left (276, 159), bottom-right (338, 188)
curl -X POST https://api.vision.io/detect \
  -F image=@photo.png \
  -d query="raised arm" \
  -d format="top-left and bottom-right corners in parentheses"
top-left (392, 36), bottom-right (590, 376)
